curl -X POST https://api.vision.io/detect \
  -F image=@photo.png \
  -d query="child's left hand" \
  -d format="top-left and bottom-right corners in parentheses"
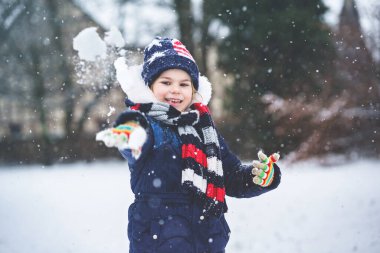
top-left (251, 151), bottom-right (280, 187)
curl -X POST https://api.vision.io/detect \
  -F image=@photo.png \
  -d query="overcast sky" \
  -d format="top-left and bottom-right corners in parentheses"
top-left (323, 0), bottom-right (377, 30)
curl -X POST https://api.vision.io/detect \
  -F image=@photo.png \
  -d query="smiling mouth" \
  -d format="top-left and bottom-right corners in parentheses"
top-left (165, 98), bottom-right (182, 104)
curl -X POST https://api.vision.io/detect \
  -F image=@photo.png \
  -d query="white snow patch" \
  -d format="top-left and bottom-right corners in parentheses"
top-left (1, 159), bottom-right (379, 253)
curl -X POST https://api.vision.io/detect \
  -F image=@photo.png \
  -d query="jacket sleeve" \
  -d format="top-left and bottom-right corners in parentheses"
top-left (115, 110), bottom-right (154, 169)
top-left (219, 133), bottom-right (281, 198)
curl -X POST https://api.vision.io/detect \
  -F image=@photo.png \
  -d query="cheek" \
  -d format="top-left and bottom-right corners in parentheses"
top-left (186, 89), bottom-right (194, 100)
top-left (152, 87), bottom-right (167, 99)
top-left (183, 89), bottom-right (194, 98)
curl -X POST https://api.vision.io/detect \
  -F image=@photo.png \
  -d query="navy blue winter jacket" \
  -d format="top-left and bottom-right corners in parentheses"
top-left (116, 110), bottom-right (281, 253)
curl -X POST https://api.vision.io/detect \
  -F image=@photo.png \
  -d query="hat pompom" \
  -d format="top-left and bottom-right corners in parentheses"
top-left (197, 75), bottom-right (212, 105)
top-left (114, 58), bottom-right (157, 103)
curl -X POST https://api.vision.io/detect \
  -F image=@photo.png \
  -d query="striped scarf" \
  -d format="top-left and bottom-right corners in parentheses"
top-left (127, 100), bottom-right (227, 217)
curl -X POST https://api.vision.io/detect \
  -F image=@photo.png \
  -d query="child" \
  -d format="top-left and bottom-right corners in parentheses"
top-left (96, 37), bottom-right (281, 253)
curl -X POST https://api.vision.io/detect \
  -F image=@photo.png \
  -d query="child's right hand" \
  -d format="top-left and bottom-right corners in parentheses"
top-left (96, 121), bottom-right (147, 158)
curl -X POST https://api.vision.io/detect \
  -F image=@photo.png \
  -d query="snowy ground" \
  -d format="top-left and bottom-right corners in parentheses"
top-left (0, 158), bottom-right (379, 253)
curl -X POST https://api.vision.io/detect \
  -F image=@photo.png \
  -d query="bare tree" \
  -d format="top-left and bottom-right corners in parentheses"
top-left (173, 0), bottom-right (194, 53)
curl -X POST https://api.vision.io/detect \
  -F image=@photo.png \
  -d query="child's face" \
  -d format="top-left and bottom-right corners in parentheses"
top-left (151, 69), bottom-right (193, 112)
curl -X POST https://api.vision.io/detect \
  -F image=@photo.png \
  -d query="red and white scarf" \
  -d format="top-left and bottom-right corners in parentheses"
top-left (128, 101), bottom-right (227, 216)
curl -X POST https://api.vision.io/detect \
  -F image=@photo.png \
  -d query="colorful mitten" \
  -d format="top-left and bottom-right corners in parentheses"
top-left (252, 150), bottom-right (280, 187)
top-left (96, 121), bottom-right (147, 158)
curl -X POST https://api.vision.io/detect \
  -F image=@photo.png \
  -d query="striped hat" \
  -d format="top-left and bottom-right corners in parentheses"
top-left (141, 37), bottom-right (199, 90)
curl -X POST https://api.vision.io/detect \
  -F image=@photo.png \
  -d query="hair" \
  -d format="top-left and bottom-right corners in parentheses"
top-left (192, 86), bottom-right (203, 104)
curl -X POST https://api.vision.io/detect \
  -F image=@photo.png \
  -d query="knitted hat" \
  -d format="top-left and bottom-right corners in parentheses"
top-left (141, 37), bottom-right (199, 90)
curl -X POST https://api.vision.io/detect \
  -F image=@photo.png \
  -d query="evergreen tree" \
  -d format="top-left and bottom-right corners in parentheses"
top-left (204, 0), bottom-right (335, 157)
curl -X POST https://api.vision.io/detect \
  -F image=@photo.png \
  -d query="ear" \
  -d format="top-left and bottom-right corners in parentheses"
top-left (114, 58), bottom-right (158, 103)
top-left (197, 75), bottom-right (212, 105)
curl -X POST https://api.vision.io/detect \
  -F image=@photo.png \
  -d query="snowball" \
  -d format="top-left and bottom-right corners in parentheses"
top-left (73, 27), bottom-right (107, 61)
top-left (104, 26), bottom-right (125, 48)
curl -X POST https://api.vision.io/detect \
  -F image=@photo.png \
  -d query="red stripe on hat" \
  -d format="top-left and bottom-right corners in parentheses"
top-left (174, 48), bottom-right (194, 60)
top-left (206, 183), bottom-right (225, 202)
top-left (173, 40), bottom-right (187, 50)
top-left (173, 40), bottom-right (183, 45)
top-left (177, 51), bottom-right (194, 61)
top-left (173, 44), bottom-right (189, 53)
top-left (173, 46), bottom-right (191, 55)
top-left (172, 40), bottom-right (194, 60)
top-left (182, 144), bottom-right (207, 168)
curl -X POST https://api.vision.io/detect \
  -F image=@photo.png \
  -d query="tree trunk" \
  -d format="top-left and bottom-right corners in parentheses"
top-left (174, 0), bottom-right (194, 53)
top-left (30, 45), bottom-right (53, 165)
top-left (44, 0), bottom-right (75, 137)
top-left (199, 1), bottom-right (213, 76)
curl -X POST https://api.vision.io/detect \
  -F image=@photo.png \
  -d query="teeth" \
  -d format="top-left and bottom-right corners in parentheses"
top-left (167, 99), bottom-right (181, 103)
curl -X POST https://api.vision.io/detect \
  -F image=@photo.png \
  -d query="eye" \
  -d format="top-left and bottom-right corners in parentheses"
top-left (161, 81), bottom-right (170, 85)
top-left (180, 83), bottom-right (190, 87)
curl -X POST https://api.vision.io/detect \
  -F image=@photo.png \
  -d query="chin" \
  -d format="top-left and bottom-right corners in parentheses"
top-left (175, 106), bottom-right (185, 112)
top-left (170, 103), bottom-right (187, 112)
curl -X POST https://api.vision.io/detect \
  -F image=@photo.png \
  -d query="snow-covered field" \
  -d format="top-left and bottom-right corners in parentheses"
top-left (0, 159), bottom-right (379, 253)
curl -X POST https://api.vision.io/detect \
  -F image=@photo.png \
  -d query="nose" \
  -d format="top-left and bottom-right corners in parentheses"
top-left (170, 84), bottom-right (180, 94)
